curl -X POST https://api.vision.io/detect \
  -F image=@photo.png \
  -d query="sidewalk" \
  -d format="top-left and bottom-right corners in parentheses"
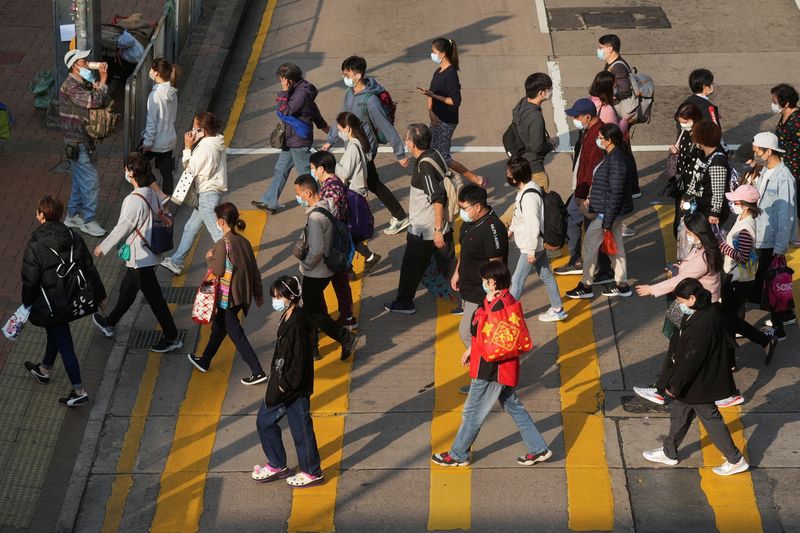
top-left (0, 0), bottom-right (249, 530)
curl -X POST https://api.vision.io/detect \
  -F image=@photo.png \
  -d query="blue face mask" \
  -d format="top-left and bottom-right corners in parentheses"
top-left (482, 281), bottom-right (491, 293)
top-left (595, 137), bottom-right (605, 150)
top-left (79, 67), bottom-right (94, 83)
top-left (459, 208), bottom-right (472, 223)
top-left (310, 168), bottom-right (318, 181)
top-left (272, 298), bottom-right (287, 312)
top-left (678, 303), bottom-right (694, 316)
top-left (431, 52), bottom-right (443, 64)
top-left (596, 48), bottom-right (606, 61)
top-left (296, 195), bottom-right (308, 207)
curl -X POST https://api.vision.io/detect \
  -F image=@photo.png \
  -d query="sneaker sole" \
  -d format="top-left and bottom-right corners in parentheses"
top-left (517, 449), bottom-right (553, 465)
top-left (432, 459), bottom-right (470, 467)
top-left (160, 263), bottom-right (182, 276)
top-left (253, 469), bottom-right (292, 483)
top-left (566, 293), bottom-right (594, 300)
top-left (713, 464), bottom-right (749, 476)
top-left (603, 291), bottom-right (633, 298)
top-left (92, 315), bottom-right (114, 338)
top-left (187, 354), bottom-right (208, 373)
top-left (538, 314), bottom-right (567, 322)
top-left (150, 341), bottom-right (183, 353)
top-left (288, 476), bottom-right (325, 488)
top-left (241, 375), bottom-right (268, 385)
top-left (384, 306), bottom-right (417, 314)
top-left (716, 399), bottom-right (745, 408)
top-left (554, 270), bottom-right (582, 276)
top-left (59, 398), bottom-right (89, 408)
top-left (634, 389), bottom-right (665, 405)
top-left (642, 453), bottom-right (678, 466)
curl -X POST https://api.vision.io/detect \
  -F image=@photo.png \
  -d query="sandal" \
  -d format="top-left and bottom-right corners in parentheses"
top-left (251, 463), bottom-right (290, 482)
top-left (286, 471), bottom-right (324, 487)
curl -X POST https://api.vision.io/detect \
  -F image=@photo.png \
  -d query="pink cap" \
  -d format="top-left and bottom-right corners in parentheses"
top-left (725, 184), bottom-right (759, 203)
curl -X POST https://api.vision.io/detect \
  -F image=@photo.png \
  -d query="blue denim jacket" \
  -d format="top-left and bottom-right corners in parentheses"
top-left (755, 162), bottom-right (798, 254)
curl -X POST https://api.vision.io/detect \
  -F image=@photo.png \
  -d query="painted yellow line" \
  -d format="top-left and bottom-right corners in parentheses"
top-left (654, 205), bottom-right (763, 533)
top-left (551, 257), bottom-right (615, 531)
top-left (150, 211), bottom-right (267, 533)
top-left (287, 254), bottom-right (364, 533)
top-left (101, 237), bottom-right (201, 532)
top-left (428, 297), bottom-right (471, 531)
top-left (222, 0), bottom-right (279, 145)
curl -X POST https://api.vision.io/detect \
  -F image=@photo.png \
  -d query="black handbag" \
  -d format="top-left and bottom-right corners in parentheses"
top-left (269, 121), bottom-right (285, 149)
top-left (292, 226), bottom-right (309, 261)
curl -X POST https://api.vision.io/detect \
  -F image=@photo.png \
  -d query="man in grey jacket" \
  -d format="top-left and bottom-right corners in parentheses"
top-left (294, 175), bottom-right (357, 360)
top-left (322, 56), bottom-right (411, 235)
top-left (511, 73), bottom-right (558, 192)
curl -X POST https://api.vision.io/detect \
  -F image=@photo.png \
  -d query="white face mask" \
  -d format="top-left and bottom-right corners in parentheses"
top-left (338, 128), bottom-right (349, 141)
top-left (771, 102), bottom-right (782, 113)
top-left (680, 121), bottom-right (693, 131)
top-left (687, 235), bottom-right (697, 246)
top-left (731, 204), bottom-right (743, 215)
top-left (573, 119), bottom-right (584, 130)
top-left (124, 170), bottom-right (134, 185)
top-left (343, 76), bottom-right (355, 88)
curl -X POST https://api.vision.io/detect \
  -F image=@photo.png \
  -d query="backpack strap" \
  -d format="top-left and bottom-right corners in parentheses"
top-left (311, 206), bottom-right (337, 226)
top-left (129, 192), bottom-right (155, 248)
top-left (518, 187), bottom-right (545, 238)
top-left (418, 151), bottom-right (448, 181)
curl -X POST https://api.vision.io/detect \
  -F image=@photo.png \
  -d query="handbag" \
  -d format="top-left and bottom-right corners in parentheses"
top-left (762, 255), bottom-right (795, 313)
top-left (473, 291), bottom-right (533, 363)
top-left (269, 121), bottom-right (285, 149)
top-left (292, 226), bottom-right (309, 261)
top-left (192, 270), bottom-right (219, 325)
top-left (172, 168), bottom-right (196, 206)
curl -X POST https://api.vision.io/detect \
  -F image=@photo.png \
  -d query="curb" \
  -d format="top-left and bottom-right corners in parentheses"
top-left (54, 0), bottom-right (252, 529)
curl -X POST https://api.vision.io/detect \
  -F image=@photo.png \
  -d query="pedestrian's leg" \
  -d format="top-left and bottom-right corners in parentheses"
top-left (302, 276), bottom-right (346, 343)
top-left (200, 307), bottom-right (228, 365)
top-left (366, 160), bottom-right (407, 220)
top-left (395, 233), bottom-right (434, 305)
top-left (199, 191), bottom-right (224, 242)
top-left (290, 147), bottom-right (312, 177)
top-left (223, 306), bottom-right (264, 374)
top-left (354, 240), bottom-right (373, 259)
top-left (448, 380), bottom-right (503, 461)
top-left (52, 323), bottom-right (83, 390)
top-left (256, 401), bottom-right (288, 469)
top-left (694, 403), bottom-right (743, 464)
top-left (534, 251), bottom-right (564, 309)
top-left (610, 219), bottom-right (628, 284)
top-left (67, 151), bottom-right (84, 217)
top-left (75, 145), bottom-right (100, 223)
top-left (41, 326), bottom-right (59, 373)
top-left (330, 270), bottom-right (354, 319)
top-left (107, 268), bottom-right (140, 326)
top-left (459, 301), bottom-right (480, 349)
top-left (662, 399), bottom-right (696, 460)
top-left (509, 252), bottom-right (534, 301)
top-left (139, 266), bottom-right (179, 339)
top-left (580, 218), bottom-right (604, 286)
top-left (158, 151), bottom-right (175, 195)
top-left (499, 387), bottom-right (548, 454)
top-left (286, 396), bottom-right (323, 477)
top-left (565, 196), bottom-right (584, 265)
top-left (262, 150), bottom-right (295, 207)
top-left (170, 208), bottom-right (205, 266)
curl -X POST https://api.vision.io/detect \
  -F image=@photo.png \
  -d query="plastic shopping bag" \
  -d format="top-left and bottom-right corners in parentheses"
top-left (3, 305), bottom-right (31, 340)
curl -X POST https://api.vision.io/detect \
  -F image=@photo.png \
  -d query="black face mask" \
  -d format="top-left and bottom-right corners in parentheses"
top-left (505, 176), bottom-right (516, 187)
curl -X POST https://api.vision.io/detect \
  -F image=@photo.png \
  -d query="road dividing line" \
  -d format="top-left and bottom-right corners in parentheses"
top-left (101, 237), bottom-right (201, 533)
top-left (286, 254), bottom-right (364, 532)
top-left (150, 211), bottom-right (267, 533)
top-left (534, 0), bottom-right (550, 33)
top-left (227, 145), bottom-right (734, 156)
top-left (546, 60), bottom-right (571, 153)
top-left (428, 297), bottom-right (471, 531)
top-left (551, 258), bottom-right (615, 531)
top-left (653, 204), bottom-right (763, 533)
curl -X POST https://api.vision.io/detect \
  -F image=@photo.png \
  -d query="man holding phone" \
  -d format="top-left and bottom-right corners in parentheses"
top-left (59, 49), bottom-right (110, 237)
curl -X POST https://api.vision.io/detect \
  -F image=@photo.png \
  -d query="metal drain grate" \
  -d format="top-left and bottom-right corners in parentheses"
top-left (548, 6), bottom-right (671, 31)
top-left (127, 329), bottom-right (187, 351)
top-left (161, 286), bottom-right (199, 305)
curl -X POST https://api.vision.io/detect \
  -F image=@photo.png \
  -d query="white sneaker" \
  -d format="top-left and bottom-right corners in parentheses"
top-left (642, 447), bottom-right (678, 466)
top-left (63, 214), bottom-right (84, 228)
top-left (712, 457), bottom-right (749, 476)
top-left (383, 217), bottom-right (410, 235)
top-left (766, 317), bottom-right (796, 327)
top-left (715, 395), bottom-right (745, 408)
top-left (80, 220), bottom-right (106, 237)
top-left (621, 224), bottom-right (637, 237)
top-left (161, 257), bottom-right (182, 275)
top-left (633, 386), bottom-right (665, 405)
top-left (538, 307), bottom-right (567, 322)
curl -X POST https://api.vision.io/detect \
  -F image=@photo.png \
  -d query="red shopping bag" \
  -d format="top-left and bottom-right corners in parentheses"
top-left (473, 292), bottom-right (533, 363)
top-left (600, 229), bottom-right (619, 255)
top-left (191, 271), bottom-right (219, 325)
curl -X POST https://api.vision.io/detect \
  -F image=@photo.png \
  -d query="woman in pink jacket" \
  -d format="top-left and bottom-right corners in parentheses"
top-left (636, 213), bottom-right (722, 301)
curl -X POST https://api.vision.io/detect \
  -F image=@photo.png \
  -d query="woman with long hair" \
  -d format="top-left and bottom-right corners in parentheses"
top-left (142, 57), bottom-right (179, 194)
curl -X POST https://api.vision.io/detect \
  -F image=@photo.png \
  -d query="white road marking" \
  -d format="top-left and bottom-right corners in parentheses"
top-left (535, 0), bottom-right (550, 33)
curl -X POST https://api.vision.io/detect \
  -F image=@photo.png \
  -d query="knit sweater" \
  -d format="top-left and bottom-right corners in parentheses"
top-left (207, 232), bottom-right (263, 312)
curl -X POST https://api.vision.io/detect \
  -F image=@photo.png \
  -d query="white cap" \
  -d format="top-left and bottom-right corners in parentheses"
top-left (753, 131), bottom-right (785, 153)
top-left (64, 49), bottom-right (91, 69)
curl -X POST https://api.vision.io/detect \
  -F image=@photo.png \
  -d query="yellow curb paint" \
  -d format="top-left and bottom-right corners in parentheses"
top-left (428, 297), bottom-right (471, 531)
top-left (552, 257), bottom-right (614, 531)
top-left (150, 211), bottom-right (267, 533)
top-left (287, 254), bottom-right (364, 532)
top-left (222, 0), bottom-right (279, 145)
top-left (654, 204), bottom-right (763, 533)
top-left (101, 236), bottom-right (201, 532)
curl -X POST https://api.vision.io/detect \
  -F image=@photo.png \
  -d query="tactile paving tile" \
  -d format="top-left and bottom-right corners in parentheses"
top-left (127, 329), bottom-right (188, 351)
top-left (161, 285), bottom-right (200, 305)
top-left (0, 483), bottom-right (42, 528)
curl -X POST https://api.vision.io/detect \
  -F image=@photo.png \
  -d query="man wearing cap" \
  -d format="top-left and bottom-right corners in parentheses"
top-left (749, 131), bottom-right (798, 340)
top-left (59, 49), bottom-right (110, 237)
top-left (554, 98), bottom-right (613, 280)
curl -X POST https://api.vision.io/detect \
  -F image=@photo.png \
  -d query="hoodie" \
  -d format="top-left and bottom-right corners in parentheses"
top-left (277, 79), bottom-right (327, 148)
top-left (325, 78), bottom-right (405, 159)
top-left (181, 134), bottom-right (227, 193)
top-left (299, 198), bottom-right (335, 279)
top-left (142, 82), bottom-right (178, 152)
top-left (512, 97), bottom-right (553, 173)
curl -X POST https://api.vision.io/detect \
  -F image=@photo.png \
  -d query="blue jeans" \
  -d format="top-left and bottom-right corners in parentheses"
top-left (261, 148), bottom-right (311, 208)
top-left (509, 250), bottom-right (563, 310)
top-left (67, 143), bottom-right (99, 223)
top-left (449, 379), bottom-right (548, 462)
top-left (170, 190), bottom-right (223, 266)
top-left (41, 323), bottom-right (82, 389)
top-left (256, 396), bottom-right (322, 477)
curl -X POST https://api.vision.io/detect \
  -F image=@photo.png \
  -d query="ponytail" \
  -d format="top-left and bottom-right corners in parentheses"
top-left (432, 37), bottom-right (459, 70)
top-left (152, 57), bottom-right (179, 87)
top-left (214, 202), bottom-right (246, 233)
top-left (337, 112), bottom-right (371, 156)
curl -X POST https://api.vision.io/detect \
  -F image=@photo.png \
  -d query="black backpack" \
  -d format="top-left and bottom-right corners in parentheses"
top-left (520, 188), bottom-right (568, 249)
top-left (312, 207), bottom-right (353, 273)
top-left (502, 122), bottom-right (526, 158)
top-left (30, 229), bottom-right (99, 327)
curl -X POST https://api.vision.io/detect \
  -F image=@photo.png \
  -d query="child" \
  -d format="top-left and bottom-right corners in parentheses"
top-left (431, 261), bottom-right (552, 467)
top-left (252, 276), bottom-right (324, 487)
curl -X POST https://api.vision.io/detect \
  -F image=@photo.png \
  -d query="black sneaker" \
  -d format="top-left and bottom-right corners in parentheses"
top-left (92, 313), bottom-right (115, 338)
top-left (431, 451), bottom-right (470, 467)
top-left (554, 263), bottom-right (583, 276)
top-left (516, 449), bottom-right (553, 465)
top-left (383, 301), bottom-right (417, 314)
top-left (566, 282), bottom-right (594, 299)
top-left (150, 337), bottom-right (183, 353)
top-left (340, 331), bottom-right (358, 361)
top-left (593, 271), bottom-right (615, 285)
top-left (59, 390), bottom-right (89, 407)
top-left (362, 253), bottom-right (382, 277)
top-left (187, 353), bottom-right (209, 373)
top-left (242, 371), bottom-right (268, 385)
top-left (251, 200), bottom-right (277, 214)
top-left (602, 284), bottom-right (632, 298)
top-left (459, 385), bottom-right (470, 395)
top-left (451, 305), bottom-right (464, 316)
top-left (312, 345), bottom-right (322, 361)
top-left (764, 333), bottom-right (779, 365)
top-left (24, 361), bottom-right (49, 385)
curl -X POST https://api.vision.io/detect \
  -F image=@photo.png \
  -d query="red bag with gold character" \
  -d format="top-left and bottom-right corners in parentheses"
top-left (473, 291), bottom-right (533, 363)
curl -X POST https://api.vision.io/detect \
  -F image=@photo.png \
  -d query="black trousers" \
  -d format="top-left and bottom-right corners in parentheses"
top-left (144, 150), bottom-right (175, 194)
top-left (301, 276), bottom-right (346, 344)
top-left (200, 305), bottom-right (263, 374)
top-left (108, 266), bottom-right (178, 340)
top-left (366, 159), bottom-right (406, 220)
top-left (662, 399), bottom-right (742, 464)
top-left (396, 231), bottom-right (456, 305)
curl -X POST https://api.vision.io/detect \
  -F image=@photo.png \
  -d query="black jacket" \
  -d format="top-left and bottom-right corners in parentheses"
top-left (511, 98), bottom-right (553, 173)
top-left (588, 147), bottom-right (634, 229)
top-left (681, 94), bottom-right (721, 129)
top-left (22, 221), bottom-right (106, 326)
top-left (660, 303), bottom-right (736, 404)
top-left (264, 307), bottom-right (314, 406)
